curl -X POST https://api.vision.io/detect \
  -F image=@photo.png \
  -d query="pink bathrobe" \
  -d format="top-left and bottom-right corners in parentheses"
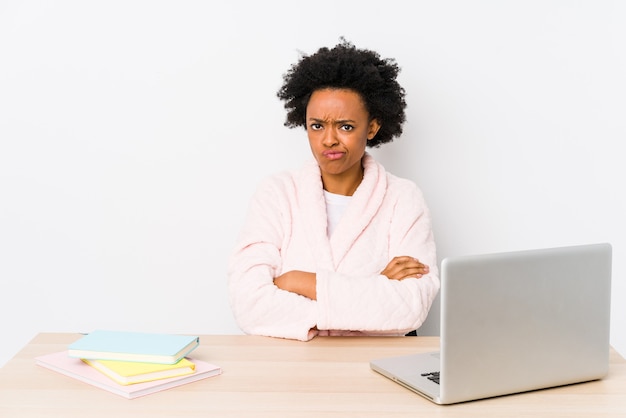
top-left (228, 153), bottom-right (439, 341)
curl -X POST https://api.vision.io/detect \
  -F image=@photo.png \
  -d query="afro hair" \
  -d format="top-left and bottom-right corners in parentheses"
top-left (277, 39), bottom-right (407, 148)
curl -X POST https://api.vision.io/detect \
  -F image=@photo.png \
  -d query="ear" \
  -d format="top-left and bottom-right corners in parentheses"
top-left (367, 118), bottom-right (381, 141)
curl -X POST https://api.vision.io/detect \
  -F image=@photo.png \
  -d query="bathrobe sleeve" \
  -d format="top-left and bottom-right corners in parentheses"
top-left (227, 176), bottom-right (318, 341)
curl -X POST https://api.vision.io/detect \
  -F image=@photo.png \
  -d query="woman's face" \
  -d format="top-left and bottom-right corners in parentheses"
top-left (306, 88), bottom-right (380, 194)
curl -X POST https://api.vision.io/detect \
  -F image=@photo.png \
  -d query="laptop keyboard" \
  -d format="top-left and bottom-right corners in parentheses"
top-left (421, 371), bottom-right (440, 384)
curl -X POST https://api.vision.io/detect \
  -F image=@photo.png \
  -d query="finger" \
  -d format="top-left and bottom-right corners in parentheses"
top-left (395, 259), bottom-right (429, 274)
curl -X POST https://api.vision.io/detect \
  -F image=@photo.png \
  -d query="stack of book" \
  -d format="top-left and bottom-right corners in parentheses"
top-left (35, 330), bottom-right (222, 399)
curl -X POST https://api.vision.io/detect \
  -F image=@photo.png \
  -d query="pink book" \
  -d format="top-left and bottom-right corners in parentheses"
top-left (35, 351), bottom-right (222, 399)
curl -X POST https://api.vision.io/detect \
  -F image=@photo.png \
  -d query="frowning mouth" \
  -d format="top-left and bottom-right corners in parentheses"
top-left (322, 150), bottom-right (345, 160)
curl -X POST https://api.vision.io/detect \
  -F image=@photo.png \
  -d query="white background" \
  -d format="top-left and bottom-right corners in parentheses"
top-left (1, 0), bottom-right (624, 367)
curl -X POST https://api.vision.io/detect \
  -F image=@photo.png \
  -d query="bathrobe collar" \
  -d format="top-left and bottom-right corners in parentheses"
top-left (298, 153), bottom-right (387, 270)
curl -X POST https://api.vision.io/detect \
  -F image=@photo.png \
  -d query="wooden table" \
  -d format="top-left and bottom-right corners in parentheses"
top-left (0, 333), bottom-right (625, 417)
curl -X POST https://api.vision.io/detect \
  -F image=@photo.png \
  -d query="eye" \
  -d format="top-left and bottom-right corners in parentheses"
top-left (340, 124), bottom-right (354, 132)
top-left (310, 123), bottom-right (322, 131)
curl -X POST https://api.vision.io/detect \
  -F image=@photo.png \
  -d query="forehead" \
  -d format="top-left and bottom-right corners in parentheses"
top-left (306, 88), bottom-right (368, 118)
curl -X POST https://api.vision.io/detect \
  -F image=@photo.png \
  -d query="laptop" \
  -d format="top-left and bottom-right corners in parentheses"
top-left (370, 243), bottom-right (612, 404)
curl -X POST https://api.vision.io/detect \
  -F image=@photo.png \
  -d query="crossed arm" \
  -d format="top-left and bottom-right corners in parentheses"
top-left (273, 256), bottom-right (431, 300)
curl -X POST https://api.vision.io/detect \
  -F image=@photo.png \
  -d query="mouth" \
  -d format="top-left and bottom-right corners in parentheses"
top-left (322, 150), bottom-right (345, 161)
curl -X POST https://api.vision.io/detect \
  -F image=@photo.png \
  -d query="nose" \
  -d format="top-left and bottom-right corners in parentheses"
top-left (321, 127), bottom-right (339, 147)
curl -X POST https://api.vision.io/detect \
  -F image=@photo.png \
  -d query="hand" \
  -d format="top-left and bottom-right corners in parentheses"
top-left (274, 270), bottom-right (317, 300)
top-left (381, 256), bottom-right (430, 281)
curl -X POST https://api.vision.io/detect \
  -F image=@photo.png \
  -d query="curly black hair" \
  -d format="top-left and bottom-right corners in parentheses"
top-left (277, 39), bottom-right (407, 148)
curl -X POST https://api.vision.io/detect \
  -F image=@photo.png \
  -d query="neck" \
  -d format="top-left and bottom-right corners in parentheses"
top-left (322, 164), bottom-right (364, 196)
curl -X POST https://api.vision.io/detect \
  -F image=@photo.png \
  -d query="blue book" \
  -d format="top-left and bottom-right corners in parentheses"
top-left (68, 330), bottom-right (200, 364)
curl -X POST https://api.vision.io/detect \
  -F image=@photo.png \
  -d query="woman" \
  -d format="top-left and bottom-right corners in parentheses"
top-left (228, 40), bottom-right (439, 341)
